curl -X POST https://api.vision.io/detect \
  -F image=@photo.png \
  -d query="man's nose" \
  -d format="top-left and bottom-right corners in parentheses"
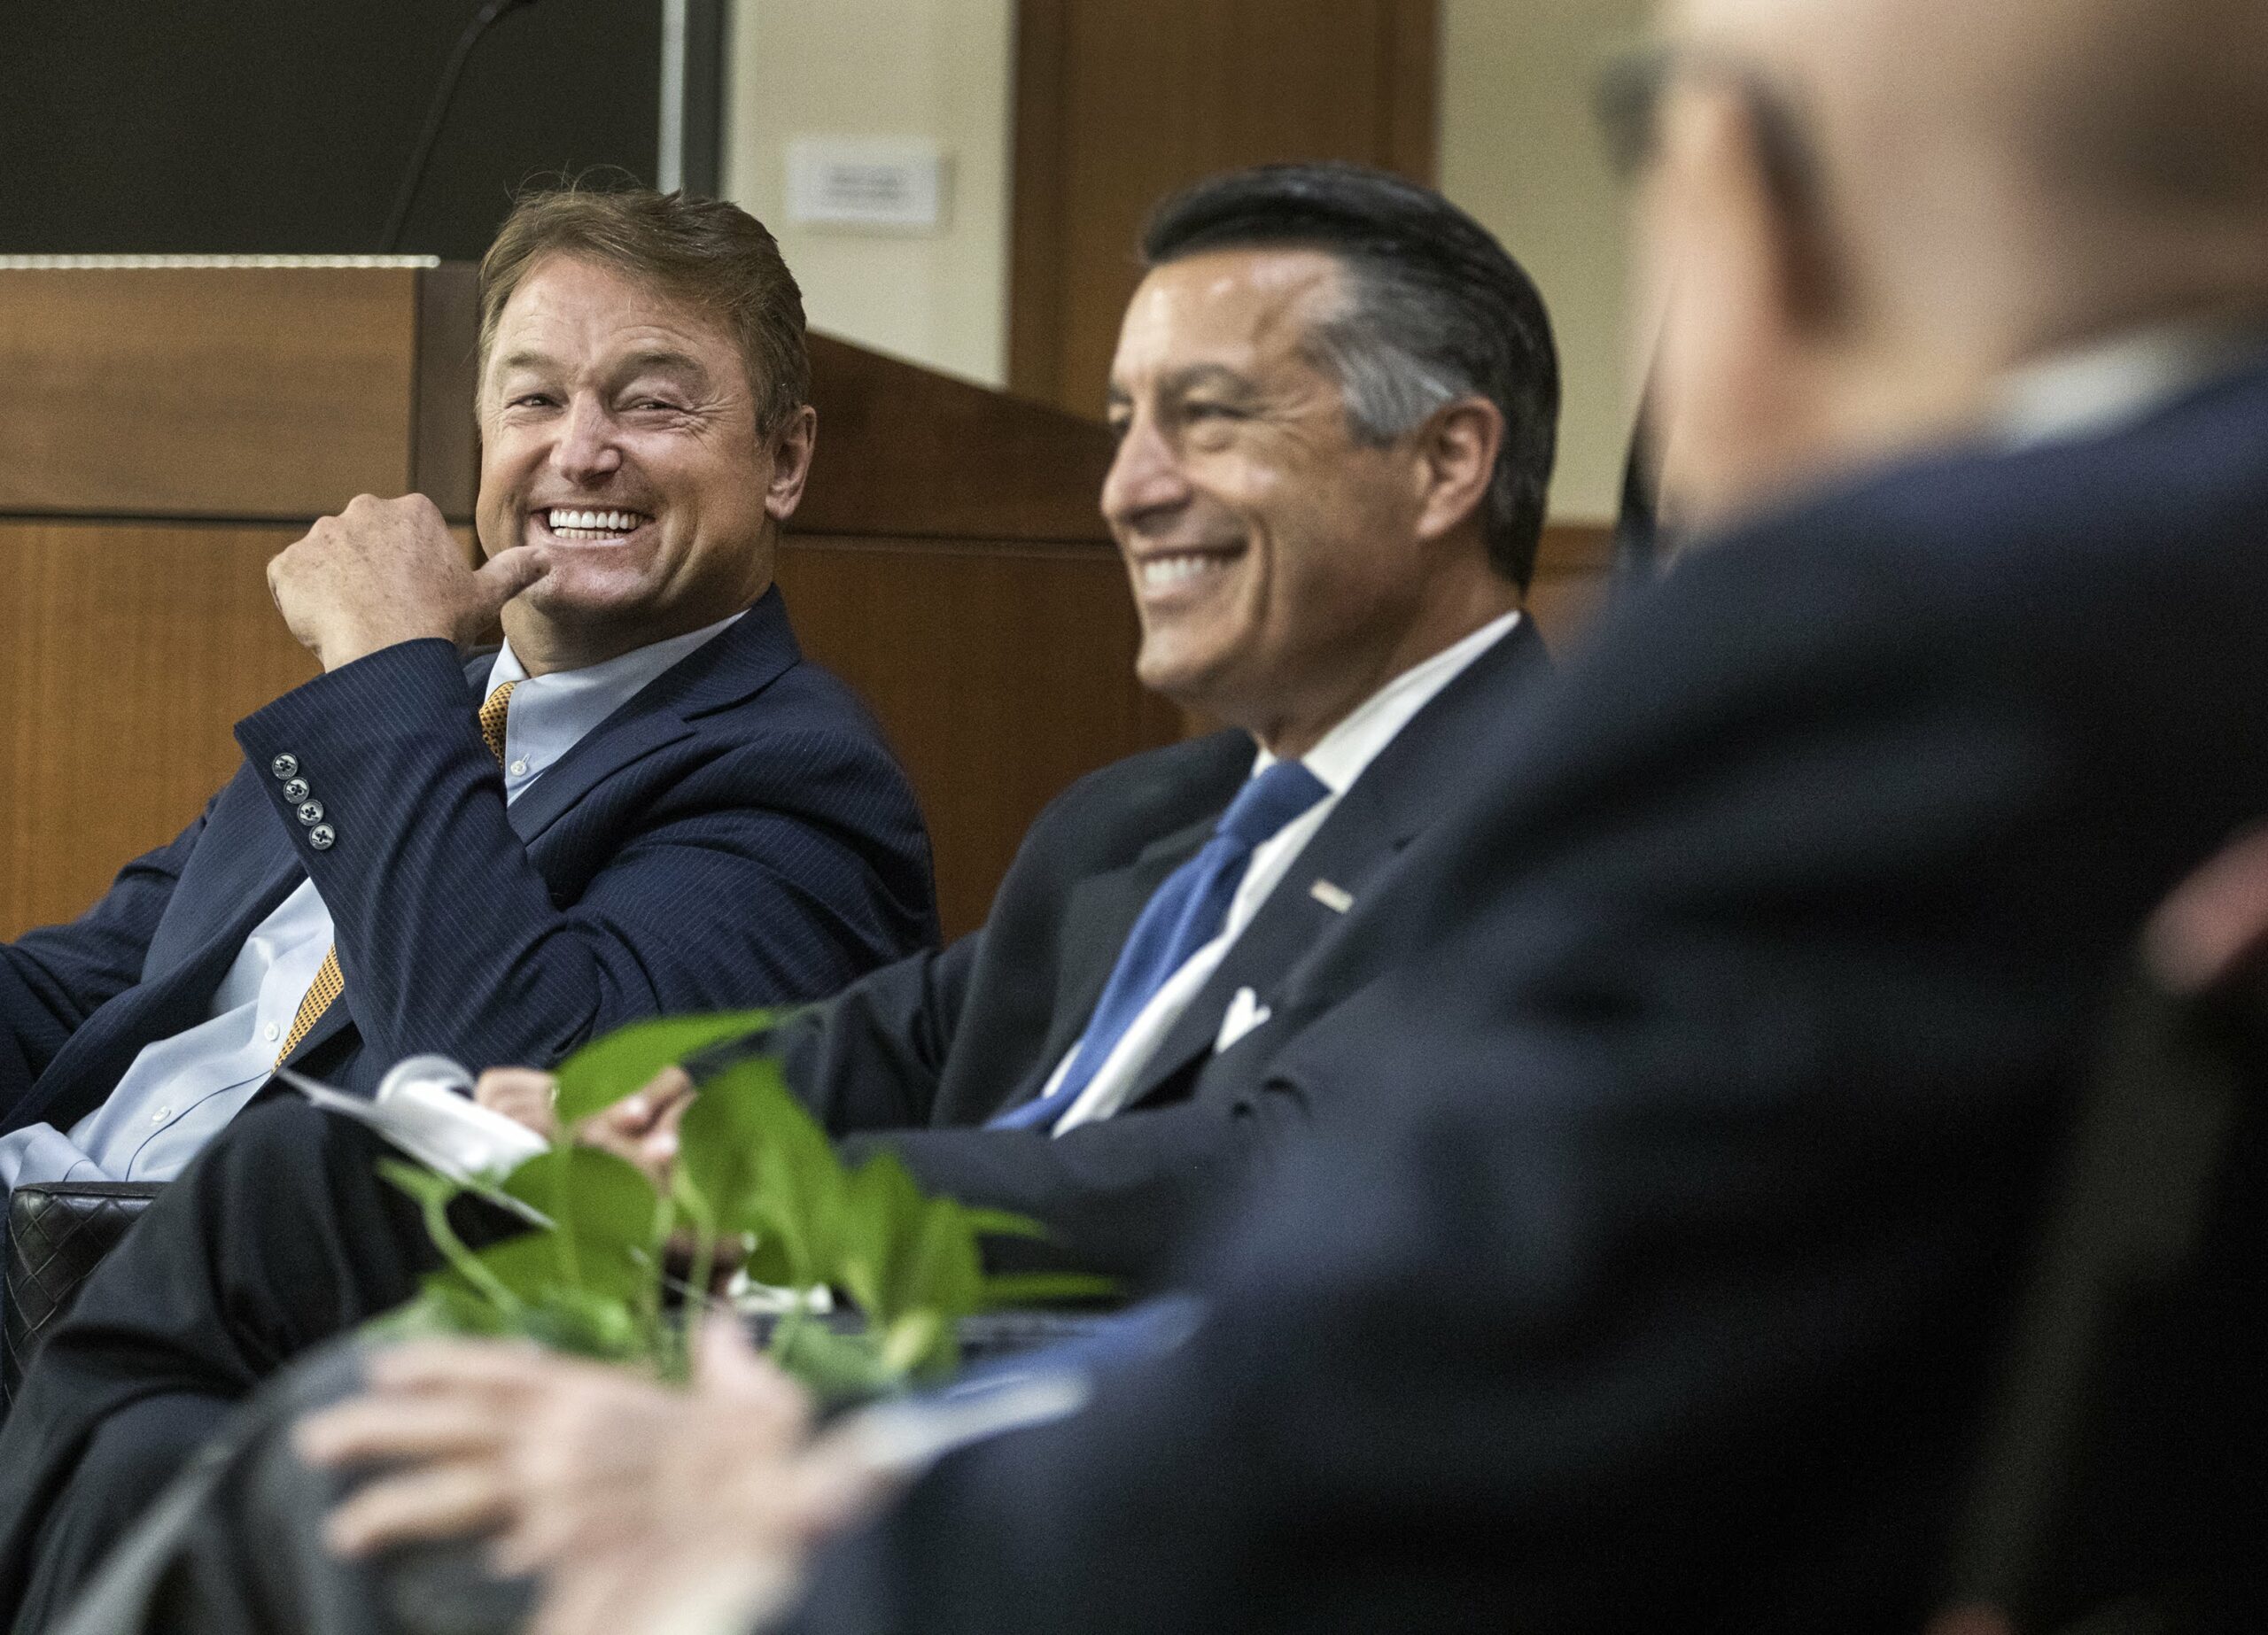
top-left (1101, 414), bottom-right (1189, 536)
top-left (551, 397), bottom-right (624, 484)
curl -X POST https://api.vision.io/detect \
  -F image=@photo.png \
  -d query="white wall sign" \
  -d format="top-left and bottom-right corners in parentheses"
top-left (785, 137), bottom-right (951, 232)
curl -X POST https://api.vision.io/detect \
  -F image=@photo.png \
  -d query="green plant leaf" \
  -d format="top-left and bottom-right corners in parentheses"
top-left (979, 1271), bottom-right (1118, 1306)
top-left (485, 1147), bottom-right (664, 1306)
top-left (768, 1320), bottom-right (904, 1404)
top-left (679, 1056), bottom-right (844, 1285)
top-left (961, 1206), bottom-right (1051, 1242)
top-left (899, 1197), bottom-right (986, 1325)
top-left (835, 1151), bottom-right (928, 1318)
top-left (552, 1010), bottom-right (783, 1124)
top-left (377, 1157), bottom-right (464, 1215)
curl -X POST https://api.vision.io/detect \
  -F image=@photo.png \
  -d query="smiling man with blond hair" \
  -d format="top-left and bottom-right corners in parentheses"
top-left (0, 184), bottom-right (944, 1620)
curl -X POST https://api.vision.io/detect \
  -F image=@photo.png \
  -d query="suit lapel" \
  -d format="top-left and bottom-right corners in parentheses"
top-left (493, 589), bottom-right (803, 847)
top-left (1122, 617), bottom-right (1549, 1109)
top-left (1023, 813), bottom-right (1216, 1091)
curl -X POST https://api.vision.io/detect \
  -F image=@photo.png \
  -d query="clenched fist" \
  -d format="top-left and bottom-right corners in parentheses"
top-left (268, 492), bottom-right (551, 671)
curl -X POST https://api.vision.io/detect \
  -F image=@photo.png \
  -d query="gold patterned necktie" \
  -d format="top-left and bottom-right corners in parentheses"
top-left (274, 681), bottom-right (518, 1066)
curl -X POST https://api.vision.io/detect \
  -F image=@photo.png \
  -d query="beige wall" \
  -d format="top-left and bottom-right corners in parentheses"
top-left (723, 0), bottom-right (1642, 518)
top-left (1441, 0), bottom-right (1648, 523)
top-left (724, 0), bottom-right (1014, 389)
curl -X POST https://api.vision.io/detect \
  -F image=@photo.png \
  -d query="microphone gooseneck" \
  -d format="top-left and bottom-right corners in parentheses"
top-left (378, 0), bottom-right (541, 253)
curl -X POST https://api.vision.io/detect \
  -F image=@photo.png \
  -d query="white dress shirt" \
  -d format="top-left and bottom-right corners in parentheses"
top-left (0, 613), bottom-right (742, 1190)
top-left (1046, 609), bottom-right (1523, 1135)
top-left (1994, 318), bottom-right (2268, 447)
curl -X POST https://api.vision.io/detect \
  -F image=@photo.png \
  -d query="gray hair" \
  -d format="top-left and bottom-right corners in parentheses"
top-left (1143, 163), bottom-right (1559, 585)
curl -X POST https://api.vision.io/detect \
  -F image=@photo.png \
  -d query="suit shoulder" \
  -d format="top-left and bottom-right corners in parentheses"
top-left (1029, 730), bottom-right (1253, 836)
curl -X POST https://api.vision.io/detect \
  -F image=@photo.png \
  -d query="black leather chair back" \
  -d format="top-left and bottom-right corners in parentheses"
top-left (3, 1182), bottom-right (163, 1407)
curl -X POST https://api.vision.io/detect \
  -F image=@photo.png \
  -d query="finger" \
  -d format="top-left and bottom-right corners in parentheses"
top-left (577, 1119), bottom-right (652, 1174)
top-left (696, 1320), bottom-right (814, 1430)
top-left (294, 1393), bottom-right (513, 1468)
top-left (591, 1092), bottom-right (659, 1138)
top-left (784, 1432), bottom-right (903, 1541)
top-left (361, 1337), bottom-right (562, 1397)
top-left (636, 1096), bottom-right (687, 1177)
top-left (473, 543), bottom-right (553, 608)
top-left (475, 1067), bottom-right (561, 1139)
top-left (642, 1065), bottom-right (695, 1104)
top-left (475, 1067), bottom-right (556, 1107)
top-left (323, 1460), bottom-right (517, 1559)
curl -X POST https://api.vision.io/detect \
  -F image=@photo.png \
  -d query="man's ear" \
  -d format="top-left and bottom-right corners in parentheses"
top-left (1410, 397), bottom-right (1503, 545)
top-left (763, 405), bottom-right (819, 522)
top-left (1669, 83), bottom-right (1844, 345)
top-left (1643, 81), bottom-right (1850, 527)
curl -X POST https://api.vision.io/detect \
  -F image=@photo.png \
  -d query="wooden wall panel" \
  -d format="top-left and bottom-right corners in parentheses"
top-left (1011, 0), bottom-right (1439, 417)
top-left (801, 336), bottom-right (1113, 544)
top-left (0, 268), bottom-right (428, 519)
top-left (0, 521), bottom-right (317, 939)
top-left (1527, 523), bottom-right (1614, 655)
top-left (775, 536), bottom-right (1183, 941)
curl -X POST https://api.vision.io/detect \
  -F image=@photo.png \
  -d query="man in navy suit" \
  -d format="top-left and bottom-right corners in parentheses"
top-left (0, 188), bottom-right (936, 1195)
top-left (0, 166), bottom-right (1570, 1629)
top-left (0, 181), bottom-right (935, 1595)
top-left (206, 0), bottom-right (2268, 1630)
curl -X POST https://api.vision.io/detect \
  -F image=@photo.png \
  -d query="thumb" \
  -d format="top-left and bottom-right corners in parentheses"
top-left (696, 1319), bottom-right (812, 1426)
top-left (472, 544), bottom-right (552, 609)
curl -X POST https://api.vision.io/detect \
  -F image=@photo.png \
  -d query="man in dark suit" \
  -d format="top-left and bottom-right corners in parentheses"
top-left (221, 0), bottom-right (2268, 1630)
top-left (0, 186), bottom-right (936, 1196)
top-left (0, 165), bottom-right (1567, 1629)
top-left (0, 182), bottom-right (941, 1613)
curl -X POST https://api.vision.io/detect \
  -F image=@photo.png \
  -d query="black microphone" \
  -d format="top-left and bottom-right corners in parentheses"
top-left (379, 0), bottom-right (542, 253)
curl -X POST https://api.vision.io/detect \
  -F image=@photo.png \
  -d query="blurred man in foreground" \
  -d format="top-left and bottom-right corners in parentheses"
top-left (2, 165), bottom-right (1567, 1631)
top-left (248, 0), bottom-right (2268, 1627)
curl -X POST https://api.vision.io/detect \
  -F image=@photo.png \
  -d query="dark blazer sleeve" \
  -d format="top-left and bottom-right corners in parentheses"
top-left (0, 803), bottom-right (210, 1112)
top-left (229, 639), bottom-right (929, 1078)
top-left (724, 934), bottom-right (987, 1133)
top-left (706, 934), bottom-right (1273, 1281)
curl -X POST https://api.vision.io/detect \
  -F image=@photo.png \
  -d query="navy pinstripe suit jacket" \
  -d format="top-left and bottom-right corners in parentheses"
top-left (0, 588), bottom-right (937, 1144)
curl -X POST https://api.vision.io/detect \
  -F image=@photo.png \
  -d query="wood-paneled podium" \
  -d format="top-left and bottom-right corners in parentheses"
top-left (0, 259), bottom-right (1607, 945)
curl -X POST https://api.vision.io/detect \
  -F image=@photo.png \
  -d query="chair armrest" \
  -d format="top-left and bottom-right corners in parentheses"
top-left (4, 1181), bottom-right (166, 1407)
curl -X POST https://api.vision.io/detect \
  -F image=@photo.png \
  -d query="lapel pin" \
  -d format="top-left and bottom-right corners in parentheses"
top-left (1309, 879), bottom-right (1354, 913)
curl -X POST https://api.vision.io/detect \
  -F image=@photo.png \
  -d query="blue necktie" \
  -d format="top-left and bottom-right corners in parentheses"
top-left (990, 759), bottom-right (1332, 1131)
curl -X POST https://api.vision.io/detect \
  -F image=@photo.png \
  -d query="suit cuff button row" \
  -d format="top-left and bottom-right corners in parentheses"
top-left (270, 754), bottom-right (338, 849)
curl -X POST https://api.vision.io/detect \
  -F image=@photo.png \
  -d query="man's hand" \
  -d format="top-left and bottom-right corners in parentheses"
top-left (267, 492), bottom-right (549, 670)
top-left (475, 1065), bottom-right (695, 1191)
top-left (294, 1326), bottom-right (893, 1635)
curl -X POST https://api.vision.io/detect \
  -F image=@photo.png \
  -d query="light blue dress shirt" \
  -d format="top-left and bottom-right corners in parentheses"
top-left (0, 613), bottom-right (742, 1190)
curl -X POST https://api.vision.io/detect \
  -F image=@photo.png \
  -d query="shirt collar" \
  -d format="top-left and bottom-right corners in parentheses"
top-left (1251, 608), bottom-right (1522, 795)
top-left (1993, 318), bottom-right (2268, 449)
top-left (482, 609), bottom-right (746, 793)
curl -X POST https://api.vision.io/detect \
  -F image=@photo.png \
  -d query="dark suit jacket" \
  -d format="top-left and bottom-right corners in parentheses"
top-left (0, 590), bottom-right (938, 1144)
top-left (698, 618), bottom-right (1550, 1282)
top-left (778, 359), bottom-right (2268, 1635)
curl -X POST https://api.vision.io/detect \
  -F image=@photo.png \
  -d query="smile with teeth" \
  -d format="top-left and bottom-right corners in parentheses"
top-left (1138, 552), bottom-right (1237, 592)
top-left (543, 507), bottom-right (650, 539)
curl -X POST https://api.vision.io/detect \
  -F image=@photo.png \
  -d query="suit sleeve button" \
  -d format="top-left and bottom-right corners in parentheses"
top-left (270, 754), bottom-right (299, 780)
top-left (308, 824), bottom-right (337, 850)
top-left (282, 779), bottom-right (309, 802)
top-left (296, 801), bottom-right (325, 825)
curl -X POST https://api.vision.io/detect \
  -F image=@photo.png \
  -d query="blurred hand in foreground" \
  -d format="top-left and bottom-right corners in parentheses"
top-left (296, 1323), bottom-right (895, 1635)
